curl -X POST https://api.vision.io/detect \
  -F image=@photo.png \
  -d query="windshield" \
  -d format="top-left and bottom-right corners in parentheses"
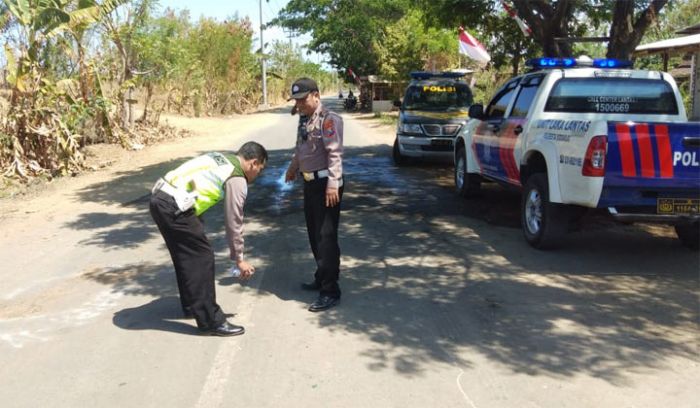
top-left (545, 78), bottom-right (678, 114)
top-left (403, 83), bottom-right (473, 111)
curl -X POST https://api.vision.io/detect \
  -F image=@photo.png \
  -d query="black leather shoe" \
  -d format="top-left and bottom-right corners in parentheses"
top-left (202, 321), bottom-right (245, 336)
top-left (300, 281), bottom-right (321, 291)
top-left (308, 295), bottom-right (340, 312)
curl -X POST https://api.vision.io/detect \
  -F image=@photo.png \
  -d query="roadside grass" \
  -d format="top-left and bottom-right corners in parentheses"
top-left (373, 111), bottom-right (398, 127)
top-left (0, 174), bottom-right (52, 200)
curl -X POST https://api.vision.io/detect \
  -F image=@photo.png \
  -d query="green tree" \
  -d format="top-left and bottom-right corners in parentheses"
top-left (131, 8), bottom-right (199, 120)
top-left (1, 0), bottom-right (127, 177)
top-left (101, 0), bottom-right (159, 127)
top-left (418, 1), bottom-right (670, 59)
top-left (272, 0), bottom-right (408, 76)
top-left (275, 0), bottom-right (539, 76)
top-left (605, 0), bottom-right (669, 59)
top-left (636, 0), bottom-right (700, 113)
top-left (266, 40), bottom-right (334, 101)
top-left (374, 10), bottom-right (435, 80)
top-left (187, 15), bottom-right (257, 113)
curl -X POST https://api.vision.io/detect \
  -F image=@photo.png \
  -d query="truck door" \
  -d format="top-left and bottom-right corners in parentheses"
top-left (472, 78), bottom-right (520, 179)
top-left (497, 75), bottom-right (544, 186)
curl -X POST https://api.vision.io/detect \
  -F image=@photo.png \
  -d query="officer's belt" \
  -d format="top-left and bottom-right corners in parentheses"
top-left (152, 178), bottom-right (180, 198)
top-left (302, 169), bottom-right (330, 181)
top-left (301, 170), bottom-right (343, 187)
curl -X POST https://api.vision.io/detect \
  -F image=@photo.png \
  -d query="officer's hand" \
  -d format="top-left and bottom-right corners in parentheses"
top-left (326, 187), bottom-right (339, 207)
top-left (237, 260), bottom-right (256, 280)
top-left (285, 169), bottom-right (296, 182)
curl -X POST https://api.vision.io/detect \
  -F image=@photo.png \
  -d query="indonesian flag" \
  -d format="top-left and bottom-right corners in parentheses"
top-left (501, 1), bottom-right (532, 37)
top-left (458, 27), bottom-right (491, 64)
top-left (347, 67), bottom-right (360, 83)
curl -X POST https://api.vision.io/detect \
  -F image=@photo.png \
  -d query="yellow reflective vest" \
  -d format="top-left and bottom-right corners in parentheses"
top-left (164, 152), bottom-right (245, 216)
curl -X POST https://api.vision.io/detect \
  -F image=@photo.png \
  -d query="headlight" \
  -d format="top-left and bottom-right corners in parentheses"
top-left (399, 123), bottom-right (423, 134)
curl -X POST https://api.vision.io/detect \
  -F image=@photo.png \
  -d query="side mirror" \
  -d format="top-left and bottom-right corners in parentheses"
top-left (468, 104), bottom-right (484, 119)
top-left (393, 99), bottom-right (402, 108)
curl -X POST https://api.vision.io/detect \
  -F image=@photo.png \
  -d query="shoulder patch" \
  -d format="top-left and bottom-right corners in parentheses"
top-left (323, 118), bottom-right (336, 138)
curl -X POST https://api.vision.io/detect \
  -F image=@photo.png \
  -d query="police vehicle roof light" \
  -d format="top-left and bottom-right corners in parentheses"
top-left (410, 71), bottom-right (466, 80)
top-left (526, 57), bottom-right (633, 70)
top-left (526, 58), bottom-right (577, 68)
top-left (592, 59), bottom-right (632, 68)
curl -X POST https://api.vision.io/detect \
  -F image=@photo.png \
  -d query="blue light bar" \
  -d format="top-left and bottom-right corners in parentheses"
top-left (526, 58), bottom-right (577, 68)
top-left (592, 59), bottom-right (632, 68)
top-left (410, 71), bottom-right (466, 80)
top-left (526, 57), bottom-right (634, 70)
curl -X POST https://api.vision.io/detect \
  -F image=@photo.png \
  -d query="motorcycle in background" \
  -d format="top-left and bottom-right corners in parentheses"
top-left (344, 90), bottom-right (357, 111)
top-left (343, 94), bottom-right (357, 111)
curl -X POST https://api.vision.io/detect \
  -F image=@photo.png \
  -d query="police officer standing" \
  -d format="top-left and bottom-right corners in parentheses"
top-left (150, 141), bottom-right (267, 335)
top-left (285, 78), bottom-right (344, 312)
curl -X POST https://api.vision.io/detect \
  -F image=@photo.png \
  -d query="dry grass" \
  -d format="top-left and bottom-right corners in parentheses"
top-left (0, 89), bottom-right (9, 117)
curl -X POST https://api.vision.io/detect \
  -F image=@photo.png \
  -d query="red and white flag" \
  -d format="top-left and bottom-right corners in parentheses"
top-left (347, 67), bottom-right (360, 83)
top-left (458, 27), bottom-right (491, 64)
top-left (501, 1), bottom-right (532, 37)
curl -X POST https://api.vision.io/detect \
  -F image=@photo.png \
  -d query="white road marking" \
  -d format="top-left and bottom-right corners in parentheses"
top-left (194, 272), bottom-right (264, 408)
top-left (456, 369), bottom-right (479, 408)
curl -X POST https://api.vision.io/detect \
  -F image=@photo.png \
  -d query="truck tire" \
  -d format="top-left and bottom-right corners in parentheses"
top-left (393, 138), bottom-right (407, 166)
top-left (455, 146), bottom-right (480, 197)
top-left (675, 222), bottom-right (699, 250)
top-left (521, 173), bottom-right (569, 249)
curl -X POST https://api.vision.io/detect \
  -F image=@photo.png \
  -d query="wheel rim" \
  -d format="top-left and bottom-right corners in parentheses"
top-left (456, 156), bottom-right (465, 189)
top-left (525, 189), bottom-right (543, 234)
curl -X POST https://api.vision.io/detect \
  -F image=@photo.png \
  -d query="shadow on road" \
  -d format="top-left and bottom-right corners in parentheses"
top-left (113, 297), bottom-right (199, 335)
top-left (72, 142), bottom-right (699, 382)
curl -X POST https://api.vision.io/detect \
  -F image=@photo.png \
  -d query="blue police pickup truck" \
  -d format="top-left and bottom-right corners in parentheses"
top-left (453, 57), bottom-right (700, 249)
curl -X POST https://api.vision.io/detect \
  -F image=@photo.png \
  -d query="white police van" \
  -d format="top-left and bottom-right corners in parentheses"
top-left (393, 71), bottom-right (473, 165)
top-left (454, 57), bottom-right (700, 249)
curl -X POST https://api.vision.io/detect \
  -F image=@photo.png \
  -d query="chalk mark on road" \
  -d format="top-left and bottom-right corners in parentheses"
top-left (457, 368), bottom-right (479, 408)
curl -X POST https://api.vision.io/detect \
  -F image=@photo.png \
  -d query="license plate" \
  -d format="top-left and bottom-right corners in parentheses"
top-left (431, 139), bottom-right (452, 147)
top-left (657, 198), bottom-right (700, 215)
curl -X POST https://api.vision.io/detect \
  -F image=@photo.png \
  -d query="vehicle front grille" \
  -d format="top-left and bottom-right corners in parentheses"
top-left (422, 124), bottom-right (442, 136)
top-left (420, 124), bottom-right (462, 136)
top-left (442, 124), bottom-right (461, 136)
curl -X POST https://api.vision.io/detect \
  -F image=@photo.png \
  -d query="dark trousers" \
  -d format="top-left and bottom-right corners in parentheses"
top-left (149, 191), bottom-right (225, 330)
top-left (303, 177), bottom-right (344, 298)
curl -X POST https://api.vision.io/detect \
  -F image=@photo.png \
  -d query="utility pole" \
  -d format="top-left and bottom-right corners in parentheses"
top-left (283, 28), bottom-right (295, 47)
top-left (259, 0), bottom-right (268, 108)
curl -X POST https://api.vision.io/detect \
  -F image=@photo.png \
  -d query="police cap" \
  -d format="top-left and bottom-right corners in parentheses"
top-left (288, 78), bottom-right (319, 101)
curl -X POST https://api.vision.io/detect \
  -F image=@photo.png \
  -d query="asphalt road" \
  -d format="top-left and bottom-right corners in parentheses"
top-left (0, 98), bottom-right (698, 407)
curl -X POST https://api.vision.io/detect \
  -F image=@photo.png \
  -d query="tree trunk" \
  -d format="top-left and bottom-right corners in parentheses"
top-left (607, 0), bottom-right (668, 60)
top-left (512, 0), bottom-right (575, 57)
top-left (103, 18), bottom-right (132, 129)
top-left (75, 39), bottom-right (89, 103)
top-left (140, 82), bottom-right (153, 123)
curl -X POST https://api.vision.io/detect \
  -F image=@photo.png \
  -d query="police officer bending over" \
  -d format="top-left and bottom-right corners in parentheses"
top-left (150, 142), bottom-right (267, 336)
top-left (285, 77), bottom-right (345, 312)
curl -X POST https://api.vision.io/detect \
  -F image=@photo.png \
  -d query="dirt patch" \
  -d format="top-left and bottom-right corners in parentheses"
top-left (0, 274), bottom-right (88, 319)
